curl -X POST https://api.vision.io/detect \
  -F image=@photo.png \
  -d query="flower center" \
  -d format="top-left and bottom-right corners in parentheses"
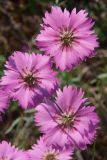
top-left (61, 113), bottom-right (74, 128)
top-left (45, 154), bottom-right (56, 160)
top-left (24, 74), bottom-right (36, 87)
top-left (60, 31), bottom-right (74, 46)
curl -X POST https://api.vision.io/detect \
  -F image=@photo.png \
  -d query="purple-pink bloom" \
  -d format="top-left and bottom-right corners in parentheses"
top-left (0, 140), bottom-right (27, 160)
top-left (27, 137), bottom-right (73, 160)
top-left (1, 51), bottom-right (58, 109)
top-left (35, 86), bottom-right (99, 150)
top-left (36, 7), bottom-right (99, 71)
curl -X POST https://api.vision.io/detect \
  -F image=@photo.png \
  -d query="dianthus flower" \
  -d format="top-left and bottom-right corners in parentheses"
top-left (1, 52), bottom-right (58, 109)
top-left (36, 7), bottom-right (99, 71)
top-left (27, 137), bottom-right (73, 160)
top-left (0, 141), bottom-right (27, 160)
top-left (35, 86), bottom-right (99, 150)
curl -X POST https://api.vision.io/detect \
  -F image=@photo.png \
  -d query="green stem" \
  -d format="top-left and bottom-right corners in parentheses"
top-left (55, 0), bottom-right (59, 5)
top-left (92, 141), bottom-right (96, 160)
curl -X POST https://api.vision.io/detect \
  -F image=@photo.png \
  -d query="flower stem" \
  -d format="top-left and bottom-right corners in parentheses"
top-left (92, 141), bottom-right (96, 160)
top-left (55, 0), bottom-right (59, 5)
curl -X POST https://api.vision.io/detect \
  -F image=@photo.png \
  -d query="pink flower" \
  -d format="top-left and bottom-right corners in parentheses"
top-left (1, 51), bottom-right (58, 109)
top-left (35, 86), bottom-right (99, 150)
top-left (36, 7), bottom-right (99, 71)
top-left (0, 141), bottom-right (27, 160)
top-left (27, 137), bottom-right (73, 160)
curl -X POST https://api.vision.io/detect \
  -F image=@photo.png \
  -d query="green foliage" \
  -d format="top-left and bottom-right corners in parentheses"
top-left (28, 0), bottom-right (37, 13)
top-left (58, 68), bottom-right (82, 87)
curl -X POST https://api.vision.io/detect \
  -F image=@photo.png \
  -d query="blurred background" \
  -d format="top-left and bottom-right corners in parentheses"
top-left (0, 0), bottom-right (107, 159)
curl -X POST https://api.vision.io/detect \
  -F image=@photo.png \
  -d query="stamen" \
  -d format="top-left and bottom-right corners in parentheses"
top-left (45, 154), bottom-right (56, 160)
top-left (24, 74), bottom-right (36, 87)
top-left (61, 113), bottom-right (74, 128)
top-left (60, 31), bottom-right (74, 46)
